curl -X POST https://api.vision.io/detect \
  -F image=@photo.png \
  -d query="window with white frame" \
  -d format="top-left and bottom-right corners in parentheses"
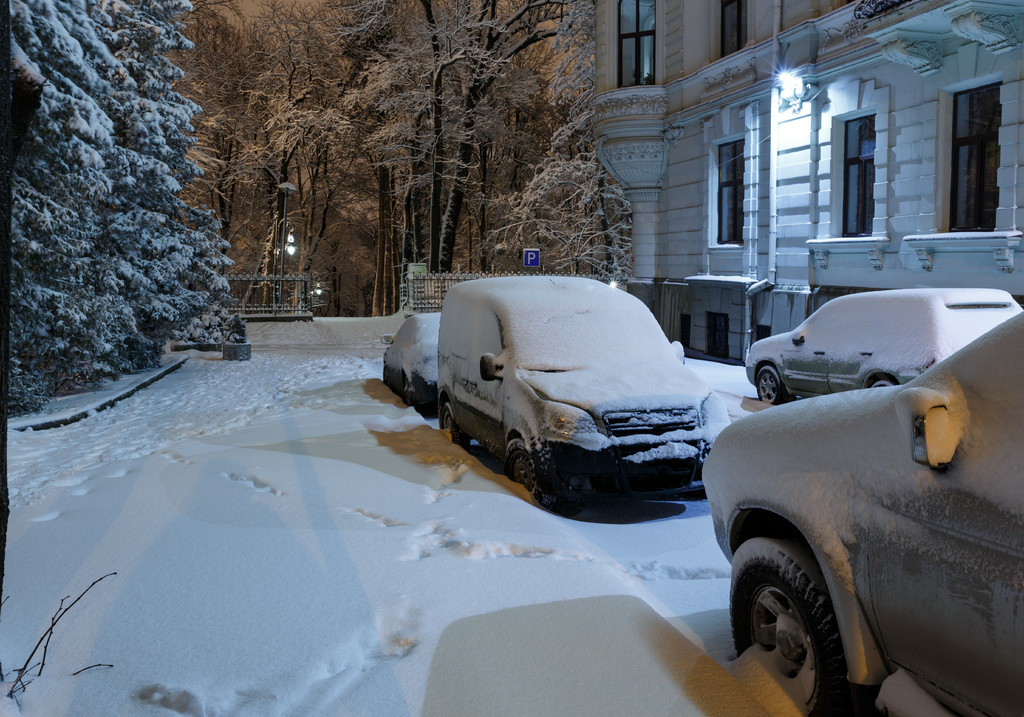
top-left (843, 116), bottom-right (876, 236)
top-left (717, 139), bottom-right (744, 245)
top-left (951, 83), bottom-right (1001, 230)
top-left (619, 0), bottom-right (655, 87)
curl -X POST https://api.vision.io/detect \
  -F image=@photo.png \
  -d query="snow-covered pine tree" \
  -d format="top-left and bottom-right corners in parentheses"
top-left (9, 0), bottom-right (230, 414)
top-left (10, 0), bottom-right (125, 411)
top-left (97, 0), bottom-right (230, 369)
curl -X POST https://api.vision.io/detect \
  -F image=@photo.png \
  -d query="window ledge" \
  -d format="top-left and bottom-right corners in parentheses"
top-left (903, 231), bottom-right (1022, 272)
top-left (902, 230), bottom-right (1022, 248)
top-left (806, 236), bottom-right (891, 250)
top-left (684, 273), bottom-right (757, 288)
top-left (805, 237), bottom-right (891, 270)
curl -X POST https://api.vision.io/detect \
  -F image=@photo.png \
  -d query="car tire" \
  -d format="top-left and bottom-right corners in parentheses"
top-left (867, 375), bottom-right (896, 388)
top-left (439, 401), bottom-right (470, 449)
top-left (731, 537), bottom-right (853, 717)
top-left (401, 371), bottom-right (413, 405)
top-left (504, 438), bottom-right (563, 512)
top-left (756, 364), bottom-right (791, 405)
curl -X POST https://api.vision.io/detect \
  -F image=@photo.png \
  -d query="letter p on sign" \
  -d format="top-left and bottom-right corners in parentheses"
top-left (523, 248), bottom-right (540, 268)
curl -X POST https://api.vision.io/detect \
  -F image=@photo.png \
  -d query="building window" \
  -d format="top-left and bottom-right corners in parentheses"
top-left (951, 84), bottom-right (1001, 230)
top-left (707, 312), bottom-right (730, 358)
top-left (717, 139), bottom-right (744, 245)
top-left (843, 116), bottom-right (875, 236)
top-left (679, 313), bottom-right (691, 347)
top-left (619, 0), bottom-right (655, 87)
top-left (721, 0), bottom-right (746, 57)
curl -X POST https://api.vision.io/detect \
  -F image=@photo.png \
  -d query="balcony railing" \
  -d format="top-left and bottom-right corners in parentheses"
top-left (853, 0), bottom-right (918, 20)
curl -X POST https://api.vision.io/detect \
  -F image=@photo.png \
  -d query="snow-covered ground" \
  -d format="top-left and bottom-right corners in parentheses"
top-left (0, 317), bottom-right (918, 716)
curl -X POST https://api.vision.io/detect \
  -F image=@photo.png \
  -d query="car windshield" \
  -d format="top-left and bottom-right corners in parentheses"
top-left (503, 306), bottom-right (674, 371)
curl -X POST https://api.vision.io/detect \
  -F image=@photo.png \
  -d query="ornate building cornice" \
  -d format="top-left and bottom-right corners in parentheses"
top-left (593, 92), bottom-right (668, 122)
top-left (822, 19), bottom-right (865, 50)
top-left (701, 59), bottom-right (758, 98)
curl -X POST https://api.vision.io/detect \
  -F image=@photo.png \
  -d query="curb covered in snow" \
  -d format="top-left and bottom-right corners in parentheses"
top-left (10, 355), bottom-right (189, 432)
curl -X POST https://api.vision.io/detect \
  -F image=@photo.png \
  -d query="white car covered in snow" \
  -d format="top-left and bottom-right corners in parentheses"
top-left (705, 311), bottom-right (1024, 716)
top-left (747, 287), bottom-right (1021, 404)
top-left (436, 276), bottom-right (729, 513)
top-left (381, 312), bottom-right (440, 412)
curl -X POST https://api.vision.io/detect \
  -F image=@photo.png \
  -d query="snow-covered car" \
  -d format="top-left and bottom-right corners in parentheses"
top-left (747, 287), bottom-right (1021, 404)
top-left (381, 312), bottom-right (440, 412)
top-left (705, 311), bottom-right (1024, 716)
top-left (436, 276), bottom-right (729, 513)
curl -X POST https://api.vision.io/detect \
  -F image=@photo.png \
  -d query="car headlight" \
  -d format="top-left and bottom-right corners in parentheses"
top-left (544, 404), bottom-right (600, 440)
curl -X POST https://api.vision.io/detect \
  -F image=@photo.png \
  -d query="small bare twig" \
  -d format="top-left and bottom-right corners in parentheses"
top-left (6, 573), bottom-right (117, 699)
top-left (71, 664), bottom-right (114, 676)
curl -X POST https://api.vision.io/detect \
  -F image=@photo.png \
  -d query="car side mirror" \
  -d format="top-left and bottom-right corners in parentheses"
top-left (898, 386), bottom-right (962, 471)
top-left (791, 334), bottom-right (805, 347)
top-left (670, 340), bottom-right (686, 364)
top-left (380, 334), bottom-right (394, 345)
top-left (480, 353), bottom-right (503, 381)
top-left (912, 406), bottom-right (958, 470)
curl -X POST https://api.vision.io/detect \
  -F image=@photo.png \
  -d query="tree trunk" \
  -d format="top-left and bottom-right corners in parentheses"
top-left (1, 0), bottom-right (12, 623)
top-left (438, 137), bottom-right (474, 272)
top-left (373, 164), bottom-right (394, 316)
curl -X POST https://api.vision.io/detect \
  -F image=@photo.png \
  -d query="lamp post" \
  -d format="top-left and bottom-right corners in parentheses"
top-left (275, 182), bottom-right (296, 308)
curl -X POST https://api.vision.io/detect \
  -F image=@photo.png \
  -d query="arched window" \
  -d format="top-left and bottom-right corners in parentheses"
top-left (619, 0), bottom-right (655, 87)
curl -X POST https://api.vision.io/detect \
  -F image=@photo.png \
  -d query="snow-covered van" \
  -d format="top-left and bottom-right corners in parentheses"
top-left (436, 276), bottom-right (729, 513)
top-left (747, 287), bottom-right (1022, 404)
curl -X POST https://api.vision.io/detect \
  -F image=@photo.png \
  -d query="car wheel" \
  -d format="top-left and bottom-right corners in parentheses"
top-left (756, 364), bottom-right (791, 405)
top-left (401, 371), bottom-right (413, 404)
top-left (439, 401), bottom-right (470, 449)
top-left (731, 537), bottom-right (852, 717)
top-left (504, 438), bottom-right (562, 511)
top-left (868, 375), bottom-right (896, 388)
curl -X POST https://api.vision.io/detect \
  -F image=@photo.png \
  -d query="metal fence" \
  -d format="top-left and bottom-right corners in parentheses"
top-left (404, 269), bottom-right (602, 313)
top-left (226, 273), bottom-right (312, 317)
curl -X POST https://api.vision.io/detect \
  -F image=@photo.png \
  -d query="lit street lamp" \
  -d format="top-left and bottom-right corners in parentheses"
top-left (275, 182), bottom-right (297, 308)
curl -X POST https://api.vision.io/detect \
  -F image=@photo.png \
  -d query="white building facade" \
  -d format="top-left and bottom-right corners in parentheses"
top-left (594, 0), bottom-right (1024, 361)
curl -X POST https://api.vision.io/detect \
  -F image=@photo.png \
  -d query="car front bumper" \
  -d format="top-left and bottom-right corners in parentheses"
top-left (544, 439), bottom-right (707, 500)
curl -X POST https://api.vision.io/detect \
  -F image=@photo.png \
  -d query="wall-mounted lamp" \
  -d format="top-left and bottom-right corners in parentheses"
top-left (777, 71), bottom-right (815, 113)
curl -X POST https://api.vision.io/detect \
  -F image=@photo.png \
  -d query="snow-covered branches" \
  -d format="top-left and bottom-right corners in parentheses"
top-left (487, 0), bottom-right (632, 281)
top-left (9, 0), bottom-right (229, 414)
top-left (489, 154), bottom-right (632, 280)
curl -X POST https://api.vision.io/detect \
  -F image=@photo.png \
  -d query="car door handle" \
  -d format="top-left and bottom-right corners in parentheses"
top-left (814, 351), bottom-right (825, 355)
top-left (860, 352), bottom-right (872, 356)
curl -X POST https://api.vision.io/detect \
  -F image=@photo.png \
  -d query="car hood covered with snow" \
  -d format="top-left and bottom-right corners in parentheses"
top-left (518, 359), bottom-right (715, 417)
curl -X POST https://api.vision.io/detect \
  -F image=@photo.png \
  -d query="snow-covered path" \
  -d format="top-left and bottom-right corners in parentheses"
top-left (3, 317), bottom-right (801, 717)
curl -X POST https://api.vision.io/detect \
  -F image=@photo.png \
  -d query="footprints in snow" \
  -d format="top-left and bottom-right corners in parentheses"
top-left (376, 602), bottom-right (421, 659)
top-left (338, 506), bottom-right (407, 528)
top-left (225, 471), bottom-right (284, 496)
top-left (135, 685), bottom-right (207, 717)
top-left (401, 520), bottom-right (600, 564)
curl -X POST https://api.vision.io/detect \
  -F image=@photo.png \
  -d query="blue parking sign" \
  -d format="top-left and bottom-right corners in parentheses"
top-left (523, 248), bottom-right (540, 267)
